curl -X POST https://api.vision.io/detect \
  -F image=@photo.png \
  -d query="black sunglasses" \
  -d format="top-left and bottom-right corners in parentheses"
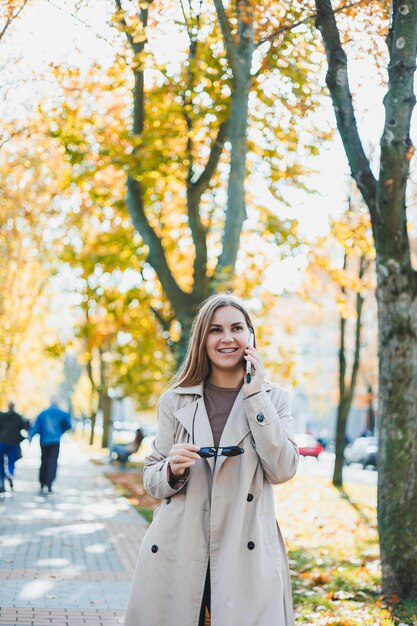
top-left (197, 446), bottom-right (244, 458)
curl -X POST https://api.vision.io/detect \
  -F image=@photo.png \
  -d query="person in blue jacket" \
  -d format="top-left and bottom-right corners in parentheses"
top-left (30, 396), bottom-right (72, 494)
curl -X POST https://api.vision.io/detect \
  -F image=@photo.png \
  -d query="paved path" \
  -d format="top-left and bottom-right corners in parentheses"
top-left (0, 437), bottom-right (147, 626)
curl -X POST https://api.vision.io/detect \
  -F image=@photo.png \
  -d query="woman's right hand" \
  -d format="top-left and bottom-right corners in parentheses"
top-left (168, 443), bottom-right (200, 476)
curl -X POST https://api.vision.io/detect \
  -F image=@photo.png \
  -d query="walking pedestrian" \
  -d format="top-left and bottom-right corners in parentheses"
top-left (124, 293), bottom-right (299, 626)
top-left (29, 396), bottom-right (72, 494)
top-left (0, 401), bottom-right (30, 493)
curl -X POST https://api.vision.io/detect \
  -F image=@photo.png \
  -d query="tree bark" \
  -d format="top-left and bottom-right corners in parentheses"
top-left (86, 354), bottom-right (97, 446)
top-left (100, 389), bottom-right (112, 449)
top-left (314, 0), bottom-right (417, 596)
top-left (98, 346), bottom-right (112, 449)
top-left (365, 384), bottom-right (375, 434)
top-left (376, 261), bottom-right (417, 596)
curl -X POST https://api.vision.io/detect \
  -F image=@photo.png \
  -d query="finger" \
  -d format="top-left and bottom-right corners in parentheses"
top-left (170, 459), bottom-right (196, 473)
top-left (172, 449), bottom-right (201, 461)
top-left (172, 443), bottom-right (200, 453)
top-left (245, 348), bottom-right (261, 361)
top-left (244, 354), bottom-right (262, 369)
top-left (178, 452), bottom-right (200, 463)
top-left (171, 461), bottom-right (196, 469)
top-left (170, 455), bottom-right (200, 468)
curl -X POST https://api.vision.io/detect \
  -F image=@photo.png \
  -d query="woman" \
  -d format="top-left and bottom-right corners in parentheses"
top-left (124, 294), bottom-right (299, 626)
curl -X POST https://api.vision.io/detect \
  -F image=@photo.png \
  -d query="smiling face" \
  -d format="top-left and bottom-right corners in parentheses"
top-left (205, 306), bottom-right (251, 380)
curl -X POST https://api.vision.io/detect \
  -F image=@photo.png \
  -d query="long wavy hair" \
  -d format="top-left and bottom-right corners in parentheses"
top-left (169, 293), bottom-right (255, 389)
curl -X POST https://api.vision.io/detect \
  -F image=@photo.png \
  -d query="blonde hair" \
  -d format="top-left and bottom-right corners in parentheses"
top-left (170, 293), bottom-right (255, 389)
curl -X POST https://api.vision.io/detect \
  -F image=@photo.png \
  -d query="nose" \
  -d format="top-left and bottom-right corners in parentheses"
top-left (221, 331), bottom-right (234, 343)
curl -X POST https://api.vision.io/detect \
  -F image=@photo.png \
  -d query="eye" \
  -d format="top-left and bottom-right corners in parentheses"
top-left (209, 328), bottom-right (221, 333)
top-left (233, 325), bottom-right (244, 331)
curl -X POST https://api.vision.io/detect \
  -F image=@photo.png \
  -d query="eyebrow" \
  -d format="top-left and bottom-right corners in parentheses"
top-left (209, 321), bottom-right (245, 328)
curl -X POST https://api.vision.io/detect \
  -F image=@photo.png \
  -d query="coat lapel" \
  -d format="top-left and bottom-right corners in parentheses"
top-left (215, 387), bottom-right (250, 475)
top-left (172, 382), bottom-right (276, 477)
top-left (173, 395), bottom-right (215, 474)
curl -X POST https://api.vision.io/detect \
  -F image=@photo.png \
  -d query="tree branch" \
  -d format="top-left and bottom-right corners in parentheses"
top-left (114, 0), bottom-right (149, 55)
top-left (212, 0), bottom-right (238, 77)
top-left (44, 0), bottom-right (114, 48)
top-left (0, 0), bottom-right (28, 43)
top-left (191, 120), bottom-right (228, 195)
top-left (126, 176), bottom-right (189, 307)
top-left (149, 305), bottom-right (174, 333)
top-left (256, 1), bottom-right (364, 48)
top-left (314, 0), bottom-right (378, 230)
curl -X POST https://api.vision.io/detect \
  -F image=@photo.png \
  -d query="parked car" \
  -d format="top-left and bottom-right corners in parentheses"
top-left (344, 436), bottom-right (378, 469)
top-left (294, 434), bottom-right (324, 459)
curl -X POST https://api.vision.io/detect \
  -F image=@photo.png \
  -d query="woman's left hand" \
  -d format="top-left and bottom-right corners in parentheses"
top-left (242, 346), bottom-right (265, 396)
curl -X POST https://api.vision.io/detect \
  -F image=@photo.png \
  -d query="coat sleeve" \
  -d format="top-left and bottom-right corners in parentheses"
top-left (28, 415), bottom-right (41, 441)
top-left (143, 391), bottom-right (191, 500)
top-left (60, 411), bottom-right (72, 433)
top-left (243, 388), bottom-right (299, 485)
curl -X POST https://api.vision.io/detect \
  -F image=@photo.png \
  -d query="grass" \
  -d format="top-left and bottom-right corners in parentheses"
top-left (276, 472), bottom-right (417, 625)
top-left (105, 469), bottom-right (159, 525)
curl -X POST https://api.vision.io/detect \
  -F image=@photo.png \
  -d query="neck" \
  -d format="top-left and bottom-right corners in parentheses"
top-left (208, 368), bottom-right (243, 388)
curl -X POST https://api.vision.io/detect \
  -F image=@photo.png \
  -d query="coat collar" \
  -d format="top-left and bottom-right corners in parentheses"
top-left (172, 382), bottom-right (205, 397)
top-left (172, 380), bottom-right (276, 396)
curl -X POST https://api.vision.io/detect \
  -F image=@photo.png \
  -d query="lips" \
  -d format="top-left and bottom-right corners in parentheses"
top-left (217, 348), bottom-right (238, 354)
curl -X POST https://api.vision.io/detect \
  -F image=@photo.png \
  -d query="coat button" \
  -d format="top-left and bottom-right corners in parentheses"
top-left (256, 413), bottom-right (265, 423)
top-left (247, 541), bottom-right (255, 550)
top-left (247, 493), bottom-right (253, 502)
top-left (151, 545), bottom-right (158, 553)
top-left (166, 497), bottom-right (171, 504)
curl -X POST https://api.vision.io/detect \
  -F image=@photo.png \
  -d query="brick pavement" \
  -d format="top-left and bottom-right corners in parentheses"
top-left (0, 437), bottom-right (147, 626)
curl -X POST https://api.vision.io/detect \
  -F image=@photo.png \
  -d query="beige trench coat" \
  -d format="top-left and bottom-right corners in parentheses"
top-left (124, 381), bottom-right (299, 626)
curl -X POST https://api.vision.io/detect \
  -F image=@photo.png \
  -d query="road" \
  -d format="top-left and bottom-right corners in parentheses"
top-left (296, 452), bottom-right (378, 485)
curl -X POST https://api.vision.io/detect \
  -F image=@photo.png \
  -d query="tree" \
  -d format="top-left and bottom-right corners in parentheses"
top-left (0, 119), bottom-right (64, 400)
top-left (314, 0), bottom-right (417, 596)
top-left (108, 0), bottom-right (327, 361)
top-left (303, 202), bottom-right (375, 486)
top-left (56, 185), bottom-right (175, 446)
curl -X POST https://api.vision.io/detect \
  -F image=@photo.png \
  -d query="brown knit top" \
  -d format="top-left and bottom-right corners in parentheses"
top-left (203, 380), bottom-right (243, 447)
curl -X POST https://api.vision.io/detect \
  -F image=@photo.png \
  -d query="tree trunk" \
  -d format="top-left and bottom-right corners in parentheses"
top-left (86, 350), bottom-right (98, 446)
top-left (333, 254), bottom-right (365, 487)
top-left (216, 78), bottom-right (250, 280)
top-left (314, 0), bottom-right (417, 595)
top-left (215, 0), bottom-right (254, 282)
top-left (376, 261), bottom-right (417, 596)
top-left (333, 398), bottom-right (349, 487)
top-left (176, 308), bottom-right (201, 367)
top-left (89, 410), bottom-right (96, 446)
top-left (101, 390), bottom-right (112, 449)
top-left (365, 384), bottom-right (375, 434)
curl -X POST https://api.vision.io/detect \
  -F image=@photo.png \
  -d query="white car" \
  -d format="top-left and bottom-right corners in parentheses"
top-left (344, 437), bottom-right (378, 469)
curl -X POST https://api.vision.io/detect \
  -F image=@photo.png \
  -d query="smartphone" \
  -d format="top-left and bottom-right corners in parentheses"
top-left (246, 332), bottom-right (254, 383)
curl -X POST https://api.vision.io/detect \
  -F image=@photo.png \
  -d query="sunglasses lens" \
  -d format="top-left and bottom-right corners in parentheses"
top-left (198, 447), bottom-right (215, 458)
top-left (222, 446), bottom-right (244, 457)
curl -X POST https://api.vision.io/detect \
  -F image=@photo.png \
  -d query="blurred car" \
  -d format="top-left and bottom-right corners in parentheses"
top-left (294, 434), bottom-right (324, 459)
top-left (344, 436), bottom-right (378, 469)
